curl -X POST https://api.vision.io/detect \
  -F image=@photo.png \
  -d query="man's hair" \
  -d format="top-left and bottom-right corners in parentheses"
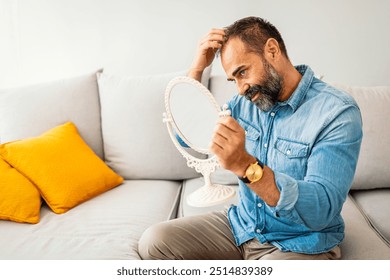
top-left (223, 16), bottom-right (289, 60)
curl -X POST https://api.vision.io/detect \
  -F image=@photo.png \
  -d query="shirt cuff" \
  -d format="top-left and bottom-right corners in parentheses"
top-left (273, 171), bottom-right (299, 212)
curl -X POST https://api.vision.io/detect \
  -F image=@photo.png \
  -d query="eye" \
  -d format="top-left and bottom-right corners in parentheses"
top-left (239, 69), bottom-right (246, 76)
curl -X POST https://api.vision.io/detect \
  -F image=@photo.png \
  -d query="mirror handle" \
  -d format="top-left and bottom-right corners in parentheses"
top-left (219, 104), bottom-right (231, 117)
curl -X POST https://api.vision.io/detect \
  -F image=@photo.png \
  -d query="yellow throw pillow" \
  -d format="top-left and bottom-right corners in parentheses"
top-left (0, 157), bottom-right (41, 223)
top-left (0, 122), bottom-right (123, 214)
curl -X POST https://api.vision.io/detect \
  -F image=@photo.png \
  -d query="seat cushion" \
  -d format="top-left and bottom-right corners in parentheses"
top-left (350, 189), bottom-right (390, 246)
top-left (0, 70), bottom-right (104, 159)
top-left (340, 195), bottom-right (390, 259)
top-left (178, 177), bottom-right (239, 218)
top-left (0, 180), bottom-right (181, 260)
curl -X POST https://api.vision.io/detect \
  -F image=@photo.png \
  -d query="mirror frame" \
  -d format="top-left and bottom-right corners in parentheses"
top-left (164, 75), bottom-right (221, 155)
top-left (163, 76), bottom-right (236, 207)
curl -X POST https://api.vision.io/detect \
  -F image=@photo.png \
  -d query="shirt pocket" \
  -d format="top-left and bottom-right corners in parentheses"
top-left (238, 118), bottom-right (260, 154)
top-left (274, 137), bottom-right (309, 179)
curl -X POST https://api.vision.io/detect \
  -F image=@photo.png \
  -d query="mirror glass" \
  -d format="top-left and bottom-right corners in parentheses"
top-left (169, 81), bottom-right (219, 154)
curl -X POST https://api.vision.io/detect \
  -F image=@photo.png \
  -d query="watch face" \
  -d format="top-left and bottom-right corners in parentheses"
top-left (246, 163), bottom-right (263, 182)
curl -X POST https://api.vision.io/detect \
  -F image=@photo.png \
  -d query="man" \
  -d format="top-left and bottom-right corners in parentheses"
top-left (138, 16), bottom-right (362, 260)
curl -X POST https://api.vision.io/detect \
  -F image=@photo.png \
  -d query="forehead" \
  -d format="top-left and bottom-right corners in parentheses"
top-left (221, 37), bottom-right (262, 75)
top-left (221, 37), bottom-right (247, 64)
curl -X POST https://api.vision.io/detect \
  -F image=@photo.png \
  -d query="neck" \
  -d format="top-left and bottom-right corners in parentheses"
top-left (278, 63), bottom-right (302, 102)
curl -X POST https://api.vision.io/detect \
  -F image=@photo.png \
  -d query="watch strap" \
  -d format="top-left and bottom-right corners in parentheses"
top-left (239, 175), bottom-right (251, 184)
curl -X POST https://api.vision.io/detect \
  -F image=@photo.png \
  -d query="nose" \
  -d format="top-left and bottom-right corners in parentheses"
top-left (237, 82), bottom-right (249, 96)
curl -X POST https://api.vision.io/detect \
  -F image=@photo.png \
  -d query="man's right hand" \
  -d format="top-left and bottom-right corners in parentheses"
top-left (188, 28), bottom-right (226, 82)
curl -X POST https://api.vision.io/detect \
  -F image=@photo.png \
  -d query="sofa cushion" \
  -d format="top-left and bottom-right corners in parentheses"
top-left (178, 177), bottom-right (239, 218)
top-left (0, 180), bottom-right (181, 260)
top-left (0, 157), bottom-right (41, 224)
top-left (0, 70), bottom-right (104, 159)
top-left (97, 71), bottom-right (212, 180)
top-left (350, 189), bottom-right (390, 247)
top-left (0, 122), bottom-right (123, 214)
top-left (340, 195), bottom-right (390, 259)
top-left (332, 85), bottom-right (390, 190)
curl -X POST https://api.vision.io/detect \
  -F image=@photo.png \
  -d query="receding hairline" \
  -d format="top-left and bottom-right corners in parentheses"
top-left (219, 35), bottom-right (265, 59)
top-left (221, 16), bottom-right (289, 60)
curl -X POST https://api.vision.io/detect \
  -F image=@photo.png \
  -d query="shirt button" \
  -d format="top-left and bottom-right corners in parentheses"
top-left (256, 229), bottom-right (261, 234)
top-left (257, 203), bottom-right (263, 208)
top-left (286, 149), bottom-right (291, 155)
top-left (270, 112), bottom-right (276, 117)
top-left (263, 143), bottom-right (268, 148)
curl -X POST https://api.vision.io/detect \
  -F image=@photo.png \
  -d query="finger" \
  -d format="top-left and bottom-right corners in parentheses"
top-left (214, 122), bottom-right (234, 141)
top-left (209, 28), bottom-right (226, 36)
top-left (209, 138), bottom-right (224, 155)
top-left (200, 35), bottom-right (225, 47)
top-left (211, 132), bottom-right (228, 150)
top-left (200, 30), bottom-right (225, 43)
top-left (217, 117), bottom-right (243, 133)
top-left (206, 32), bottom-right (225, 42)
top-left (199, 40), bottom-right (223, 50)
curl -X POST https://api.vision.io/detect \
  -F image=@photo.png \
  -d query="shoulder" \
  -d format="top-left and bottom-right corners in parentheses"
top-left (308, 79), bottom-right (363, 141)
top-left (309, 78), bottom-right (360, 109)
top-left (301, 78), bottom-right (362, 126)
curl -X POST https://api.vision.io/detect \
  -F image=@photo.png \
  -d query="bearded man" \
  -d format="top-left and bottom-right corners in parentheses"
top-left (138, 16), bottom-right (362, 260)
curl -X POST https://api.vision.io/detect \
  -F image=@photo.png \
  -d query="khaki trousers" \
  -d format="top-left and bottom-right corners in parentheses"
top-left (138, 210), bottom-right (341, 260)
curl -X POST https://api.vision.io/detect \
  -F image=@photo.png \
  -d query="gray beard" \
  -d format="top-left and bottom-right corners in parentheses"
top-left (253, 91), bottom-right (275, 112)
top-left (245, 61), bottom-right (283, 112)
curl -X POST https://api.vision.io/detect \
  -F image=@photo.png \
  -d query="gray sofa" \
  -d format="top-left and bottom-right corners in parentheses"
top-left (0, 69), bottom-right (389, 259)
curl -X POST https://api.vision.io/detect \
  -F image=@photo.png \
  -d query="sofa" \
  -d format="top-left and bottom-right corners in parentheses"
top-left (0, 68), bottom-right (389, 260)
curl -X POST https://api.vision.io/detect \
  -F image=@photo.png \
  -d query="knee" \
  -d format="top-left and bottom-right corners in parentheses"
top-left (138, 222), bottom-right (174, 260)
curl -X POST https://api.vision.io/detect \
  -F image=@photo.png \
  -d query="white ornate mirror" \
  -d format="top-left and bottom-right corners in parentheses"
top-left (163, 76), bottom-right (236, 207)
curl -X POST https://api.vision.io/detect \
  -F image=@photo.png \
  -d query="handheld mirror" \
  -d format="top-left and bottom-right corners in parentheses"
top-left (163, 76), bottom-right (236, 207)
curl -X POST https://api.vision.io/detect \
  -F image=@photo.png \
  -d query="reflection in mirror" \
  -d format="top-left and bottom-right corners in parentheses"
top-left (163, 76), bottom-right (236, 207)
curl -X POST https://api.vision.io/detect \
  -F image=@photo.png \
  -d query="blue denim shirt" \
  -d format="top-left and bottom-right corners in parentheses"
top-left (227, 65), bottom-right (362, 254)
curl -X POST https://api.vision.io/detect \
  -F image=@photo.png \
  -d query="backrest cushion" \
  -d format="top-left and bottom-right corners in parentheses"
top-left (97, 70), bottom-right (211, 180)
top-left (209, 75), bottom-right (237, 106)
top-left (0, 70), bottom-right (104, 159)
top-left (332, 84), bottom-right (390, 190)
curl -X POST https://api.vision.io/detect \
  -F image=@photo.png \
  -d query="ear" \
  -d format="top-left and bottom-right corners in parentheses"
top-left (264, 38), bottom-right (280, 60)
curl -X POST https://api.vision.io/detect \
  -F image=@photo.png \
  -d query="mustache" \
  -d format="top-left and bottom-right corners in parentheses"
top-left (244, 85), bottom-right (261, 101)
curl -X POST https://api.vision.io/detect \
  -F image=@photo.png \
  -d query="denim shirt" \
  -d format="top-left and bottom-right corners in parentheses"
top-left (227, 65), bottom-right (363, 254)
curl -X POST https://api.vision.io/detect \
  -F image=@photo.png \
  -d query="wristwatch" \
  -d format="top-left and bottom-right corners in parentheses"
top-left (239, 158), bottom-right (264, 184)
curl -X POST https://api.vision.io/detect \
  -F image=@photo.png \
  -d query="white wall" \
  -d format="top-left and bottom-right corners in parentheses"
top-left (260, 0), bottom-right (390, 86)
top-left (1, 0), bottom-right (389, 88)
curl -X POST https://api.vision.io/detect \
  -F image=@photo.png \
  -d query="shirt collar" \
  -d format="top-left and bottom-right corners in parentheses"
top-left (278, 65), bottom-right (314, 112)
